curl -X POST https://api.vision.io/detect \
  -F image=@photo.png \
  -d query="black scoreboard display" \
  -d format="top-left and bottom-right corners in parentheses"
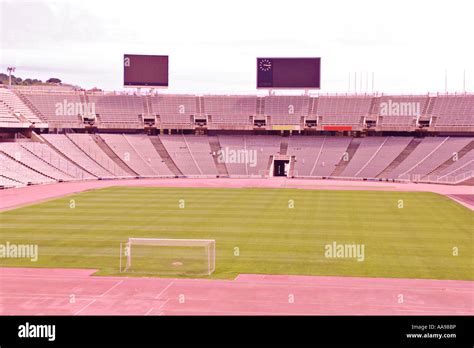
top-left (257, 57), bottom-right (321, 89)
top-left (124, 54), bottom-right (169, 87)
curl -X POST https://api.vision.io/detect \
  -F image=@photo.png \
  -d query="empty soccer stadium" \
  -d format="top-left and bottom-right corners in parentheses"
top-left (0, 89), bottom-right (473, 185)
top-left (0, 0), bottom-right (473, 322)
top-left (1, 85), bottom-right (473, 316)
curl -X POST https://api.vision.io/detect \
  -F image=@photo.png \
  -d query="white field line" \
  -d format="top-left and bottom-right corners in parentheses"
top-left (74, 299), bottom-right (97, 315)
top-left (99, 280), bottom-right (124, 297)
top-left (2, 293), bottom-right (470, 313)
top-left (155, 281), bottom-right (174, 299)
top-left (144, 298), bottom-right (170, 316)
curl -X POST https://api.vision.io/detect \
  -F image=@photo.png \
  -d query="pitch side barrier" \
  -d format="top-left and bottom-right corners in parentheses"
top-left (294, 175), bottom-right (410, 183)
top-left (399, 171), bottom-right (473, 185)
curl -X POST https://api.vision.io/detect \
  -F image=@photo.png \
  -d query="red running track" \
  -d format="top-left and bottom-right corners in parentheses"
top-left (0, 268), bottom-right (472, 315)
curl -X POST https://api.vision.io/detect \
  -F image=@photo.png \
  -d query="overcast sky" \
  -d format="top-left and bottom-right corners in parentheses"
top-left (0, 0), bottom-right (473, 94)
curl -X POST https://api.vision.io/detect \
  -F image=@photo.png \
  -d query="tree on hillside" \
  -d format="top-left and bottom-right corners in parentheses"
top-left (46, 78), bottom-right (62, 84)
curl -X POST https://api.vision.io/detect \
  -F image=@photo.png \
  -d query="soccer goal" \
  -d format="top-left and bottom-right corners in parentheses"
top-left (120, 238), bottom-right (215, 276)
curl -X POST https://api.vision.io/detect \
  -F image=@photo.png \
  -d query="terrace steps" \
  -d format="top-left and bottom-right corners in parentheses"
top-left (208, 136), bottom-right (229, 177)
top-left (13, 91), bottom-right (45, 122)
top-left (279, 137), bottom-right (289, 155)
top-left (267, 155), bottom-right (274, 176)
top-left (7, 90), bottom-right (44, 123)
top-left (149, 136), bottom-right (183, 176)
top-left (419, 97), bottom-right (435, 122)
top-left (354, 136), bottom-right (389, 176)
top-left (307, 97), bottom-right (318, 120)
top-left (399, 137), bottom-right (450, 176)
top-left (377, 137), bottom-right (423, 178)
top-left (142, 97), bottom-right (150, 116)
top-left (93, 134), bottom-right (138, 176)
top-left (182, 134), bottom-right (203, 175)
top-left (65, 134), bottom-right (118, 176)
top-left (330, 137), bottom-right (362, 176)
top-left (425, 140), bottom-right (474, 177)
top-left (367, 96), bottom-right (380, 120)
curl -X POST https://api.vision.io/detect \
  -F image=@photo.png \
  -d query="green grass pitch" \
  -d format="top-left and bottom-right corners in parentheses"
top-left (0, 187), bottom-right (472, 280)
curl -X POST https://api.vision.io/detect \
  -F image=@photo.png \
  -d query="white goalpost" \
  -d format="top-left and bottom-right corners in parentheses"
top-left (120, 238), bottom-right (216, 276)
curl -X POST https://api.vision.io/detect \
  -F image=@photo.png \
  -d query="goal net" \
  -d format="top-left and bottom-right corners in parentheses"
top-left (120, 238), bottom-right (215, 276)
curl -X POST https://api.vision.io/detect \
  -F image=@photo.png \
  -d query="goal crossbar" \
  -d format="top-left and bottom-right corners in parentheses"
top-left (128, 238), bottom-right (215, 247)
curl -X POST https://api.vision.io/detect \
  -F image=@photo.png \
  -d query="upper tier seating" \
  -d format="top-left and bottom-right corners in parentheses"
top-left (20, 91), bottom-right (83, 125)
top-left (0, 102), bottom-right (19, 125)
top-left (204, 95), bottom-right (257, 125)
top-left (263, 96), bottom-right (310, 125)
top-left (375, 96), bottom-right (428, 126)
top-left (87, 94), bottom-right (144, 125)
top-left (150, 95), bottom-right (196, 125)
top-left (0, 89), bottom-right (44, 124)
top-left (6, 91), bottom-right (473, 128)
top-left (317, 96), bottom-right (372, 125)
top-left (431, 95), bottom-right (474, 127)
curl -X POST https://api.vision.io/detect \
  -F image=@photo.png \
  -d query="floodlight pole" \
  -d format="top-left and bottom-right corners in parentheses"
top-left (445, 69), bottom-right (448, 93)
top-left (354, 72), bottom-right (357, 93)
top-left (463, 70), bottom-right (466, 93)
top-left (365, 71), bottom-right (368, 93)
top-left (372, 72), bottom-right (374, 94)
top-left (7, 67), bottom-right (16, 88)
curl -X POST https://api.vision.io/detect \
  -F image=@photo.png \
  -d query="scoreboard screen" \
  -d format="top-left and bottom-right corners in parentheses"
top-left (257, 57), bottom-right (321, 89)
top-left (124, 54), bottom-right (168, 87)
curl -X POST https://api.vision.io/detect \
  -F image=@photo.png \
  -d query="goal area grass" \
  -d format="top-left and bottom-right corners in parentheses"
top-left (0, 186), bottom-right (472, 280)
